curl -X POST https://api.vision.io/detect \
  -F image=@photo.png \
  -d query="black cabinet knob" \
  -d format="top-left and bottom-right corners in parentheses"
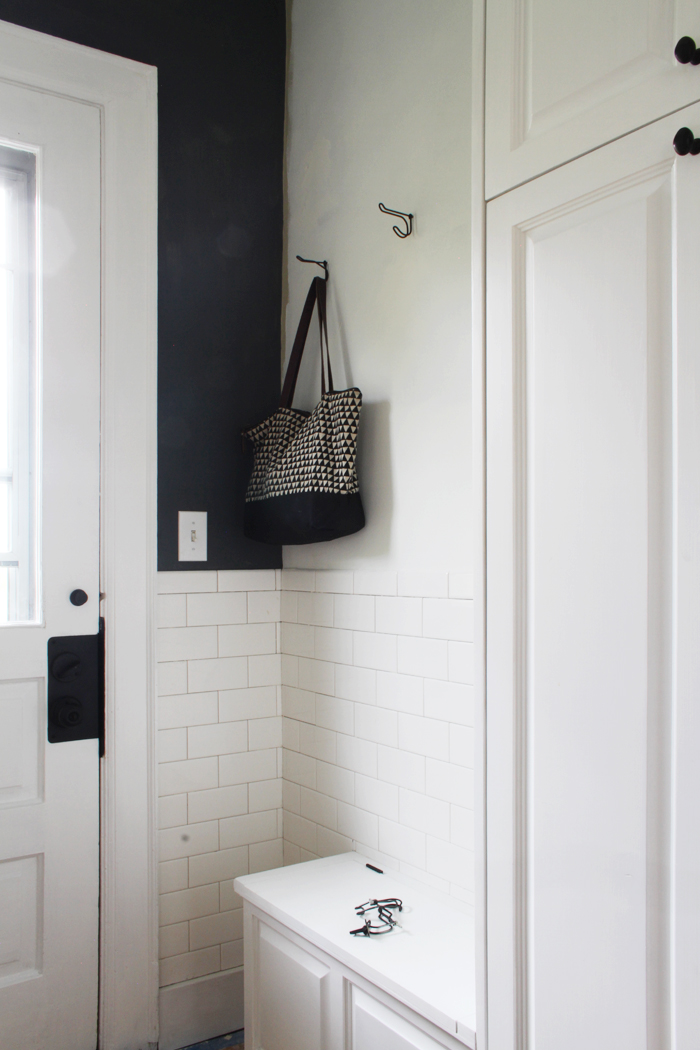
top-left (675, 36), bottom-right (700, 64)
top-left (49, 697), bottom-right (83, 729)
top-left (673, 127), bottom-right (700, 155)
top-left (70, 589), bottom-right (88, 606)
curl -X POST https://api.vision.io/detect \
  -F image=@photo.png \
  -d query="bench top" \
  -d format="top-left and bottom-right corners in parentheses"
top-left (235, 851), bottom-right (475, 1047)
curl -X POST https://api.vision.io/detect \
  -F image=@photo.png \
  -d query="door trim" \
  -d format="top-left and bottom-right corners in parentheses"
top-left (0, 20), bottom-right (158, 1050)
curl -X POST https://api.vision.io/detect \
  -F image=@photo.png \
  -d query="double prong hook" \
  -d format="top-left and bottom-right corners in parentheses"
top-left (296, 254), bottom-right (329, 280)
top-left (378, 202), bottom-right (413, 239)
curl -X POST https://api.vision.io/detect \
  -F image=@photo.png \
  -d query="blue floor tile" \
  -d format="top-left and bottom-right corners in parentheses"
top-left (181, 1030), bottom-right (244, 1050)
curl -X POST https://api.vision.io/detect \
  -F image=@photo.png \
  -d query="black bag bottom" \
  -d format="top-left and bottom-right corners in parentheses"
top-left (244, 492), bottom-right (365, 545)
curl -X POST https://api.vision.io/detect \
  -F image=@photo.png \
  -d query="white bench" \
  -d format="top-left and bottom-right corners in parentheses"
top-left (234, 851), bottom-right (476, 1050)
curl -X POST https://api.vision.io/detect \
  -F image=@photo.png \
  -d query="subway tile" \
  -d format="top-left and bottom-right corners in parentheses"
top-left (159, 821), bottom-right (219, 862)
top-left (424, 680), bottom-right (475, 725)
top-left (249, 778), bottom-right (283, 812)
top-left (423, 599), bottom-right (474, 642)
top-left (427, 838), bottom-right (474, 889)
top-left (283, 841), bottom-right (301, 866)
top-left (188, 721), bottom-right (247, 759)
top-left (377, 745), bottom-right (426, 792)
top-left (316, 694), bottom-right (354, 735)
top-left (426, 759), bottom-right (474, 807)
top-left (249, 838), bottom-right (284, 873)
top-left (280, 569), bottom-right (315, 591)
top-left (158, 626), bottom-right (218, 663)
top-left (355, 774), bottom-right (399, 821)
top-left (449, 572), bottom-right (474, 599)
top-left (399, 788), bottom-right (450, 840)
top-left (188, 846), bottom-right (248, 887)
top-left (281, 654), bottom-right (299, 686)
top-left (300, 787), bottom-right (337, 830)
top-left (218, 569), bottom-right (276, 591)
top-left (188, 656), bottom-right (247, 693)
top-left (158, 661), bottom-right (188, 697)
top-left (298, 657), bottom-right (334, 696)
top-left (297, 591), bottom-right (334, 627)
top-left (353, 571), bottom-right (397, 596)
top-left (159, 692), bottom-right (218, 729)
top-left (282, 780), bottom-right (301, 814)
top-left (187, 785), bottom-right (248, 824)
top-left (187, 591), bottom-right (246, 627)
top-left (354, 703), bottom-right (398, 746)
top-left (317, 826), bottom-right (353, 857)
top-left (316, 760), bottom-right (355, 805)
top-left (159, 858), bottom-right (189, 894)
top-left (280, 590), bottom-right (298, 623)
top-left (337, 802), bottom-right (379, 850)
top-left (298, 848), bottom-right (318, 863)
top-left (450, 724), bottom-right (476, 767)
top-left (219, 622), bottom-right (277, 658)
top-left (315, 626), bottom-right (353, 664)
top-left (159, 793), bottom-right (188, 830)
top-left (159, 757), bottom-right (219, 797)
top-left (378, 818), bottom-right (426, 868)
top-left (221, 937), bottom-right (244, 971)
top-left (285, 812), bottom-right (318, 853)
top-left (247, 590), bottom-right (281, 623)
top-left (249, 716), bottom-right (282, 750)
top-left (158, 571), bottom-right (217, 594)
top-left (314, 570), bottom-right (353, 593)
top-left (159, 728), bottom-right (188, 763)
top-left (158, 593), bottom-right (187, 628)
top-left (397, 572), bottom-right (448, 598)
top-left (248, 654), bottom-right (282, 687)
top-left (219, 748), bottom-right (277, 785)
top-left (334, 594), bottom-right (375, 632)
top-left (219, 880), bottom-right (244, 913)
top-left (220, 810), bottom-right (278, 849)
top-left (353, 631), bottom-right (397, 672)
top-left (159, 946), bottom-right (220, 987)
top-left (281, 685), bottom-right (315, 723)
top-left (398, 636), bottom-right (448, 680)
top-left (219, 685), bottom-right (277, 722)
top-left (336, 734), bottom-right (377, 778)
top-left (376, 672), bottom-right (423, 715)
top-left (334, 663), bottom-right (376, 704)
top-left (190, 909), bottom-right (243, 951)
top-left (159, 922), bottom-right (189, 960)
top-left (282, 717), bottom-right (300, 751)
top-left (283, 748), bottom-right (317, 789)
top-left (451, 805), bottom-right (475, 850)
top-left (298, 723), bottom-right (337, 764)
top-left (448, 641), bottom-right (475, 684)
top-left (398, 714), bottom-right (450, 760)
top-left (159, 883), bottom-right (219, 926)
top-left (375, 597), bottom-right (422, 637)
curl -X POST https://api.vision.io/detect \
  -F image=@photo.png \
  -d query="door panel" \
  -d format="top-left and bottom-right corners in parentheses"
top-left (0, 83), bottom-right (100, 1050)
top-left (256, 921), bottom-right (331, 1050)
top-left (486, 103), bottom-right (700, 1050)
top-left (485, 0), bottom-right (700, 198)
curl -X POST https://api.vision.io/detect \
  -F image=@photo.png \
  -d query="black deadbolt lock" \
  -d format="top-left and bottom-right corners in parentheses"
top-left (51, 651), bottom-right (82, 682)
top-left (47, 621), bottom-right (104, 750)
top-left (50, 698), bottom-right (84, 729)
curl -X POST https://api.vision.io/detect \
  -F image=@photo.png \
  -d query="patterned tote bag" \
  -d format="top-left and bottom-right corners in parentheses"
top-left (243, 275), bottom-right (365, 544)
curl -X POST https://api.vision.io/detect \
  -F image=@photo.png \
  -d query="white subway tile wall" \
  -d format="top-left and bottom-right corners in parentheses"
top-left (157, 570), bottom-right (283, 988)
top-left (280, 570), bottom-right (475, 903)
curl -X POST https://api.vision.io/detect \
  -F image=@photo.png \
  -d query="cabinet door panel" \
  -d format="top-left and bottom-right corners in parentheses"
top-left (254, 921), bottom-right (330, 1050)
top-left (485, 0), bottom-right (700, 198)
top-left (486, 102), bottom-right (700, 1050)
top-left (350, 987), bottom-right (448, 1050)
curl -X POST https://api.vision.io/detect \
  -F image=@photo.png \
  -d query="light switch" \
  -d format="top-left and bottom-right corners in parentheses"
top-left (178, 511), bottom-right (207, 562)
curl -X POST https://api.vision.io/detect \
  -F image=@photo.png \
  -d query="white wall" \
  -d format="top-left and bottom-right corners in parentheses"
top-left (283, 0), bottom-right (472, 573)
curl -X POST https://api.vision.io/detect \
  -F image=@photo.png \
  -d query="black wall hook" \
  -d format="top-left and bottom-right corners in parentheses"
top-left (378, 203), bottom-right (413, 239)
top-left (296, 254), bottom-right (328, 280)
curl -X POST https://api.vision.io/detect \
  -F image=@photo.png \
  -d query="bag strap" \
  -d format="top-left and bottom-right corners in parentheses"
top-left (279, 276), bottom-right (334, 409)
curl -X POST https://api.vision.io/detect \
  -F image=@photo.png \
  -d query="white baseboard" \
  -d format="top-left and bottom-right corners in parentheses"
top-left (159, 967), bottom-right (244, 1050)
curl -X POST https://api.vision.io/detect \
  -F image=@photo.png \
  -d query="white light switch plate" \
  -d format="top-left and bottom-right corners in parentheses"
top-left (178, 511), bottom-right (207, 562)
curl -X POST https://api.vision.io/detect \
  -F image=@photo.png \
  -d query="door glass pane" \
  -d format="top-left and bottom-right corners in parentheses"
top-left (0, 145), bottom-right (38, 624)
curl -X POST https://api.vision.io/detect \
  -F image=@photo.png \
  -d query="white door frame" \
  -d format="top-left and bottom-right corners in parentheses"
top-left (0, 20), bottom-right (158, 1050)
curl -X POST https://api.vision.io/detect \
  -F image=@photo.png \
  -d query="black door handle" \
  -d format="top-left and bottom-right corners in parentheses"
top-left (673, 127), bottom-right (700, 155)
top-left (675, 36), bottom-right (700, 64)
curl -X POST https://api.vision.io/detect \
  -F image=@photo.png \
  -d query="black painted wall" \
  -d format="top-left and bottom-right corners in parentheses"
top-left (0, 0), bottom-right (285, 570)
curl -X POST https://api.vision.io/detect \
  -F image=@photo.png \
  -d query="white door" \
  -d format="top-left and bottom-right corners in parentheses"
top-left (0, 79), bottom-right (101, 1049)
top-left (485, 0), bottom-right (700, 198)
top-left (486, 102), bottom-right (700, 1050)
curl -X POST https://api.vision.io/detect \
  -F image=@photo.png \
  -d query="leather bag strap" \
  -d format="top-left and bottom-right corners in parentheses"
top-left (279, 276), bottom-right (334, 409)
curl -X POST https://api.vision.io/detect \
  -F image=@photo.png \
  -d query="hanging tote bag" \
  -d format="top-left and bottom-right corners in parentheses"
top-left (242, 275), bottom-right (365, 545)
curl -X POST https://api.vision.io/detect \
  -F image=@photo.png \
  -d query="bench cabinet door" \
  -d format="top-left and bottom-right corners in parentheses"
top-left (350, 986), bottom-right (451, 1050)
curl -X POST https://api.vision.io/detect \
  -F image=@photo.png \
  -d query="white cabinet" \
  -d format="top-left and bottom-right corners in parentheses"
top-left (485, 99), bottom-right (700, 1050)
top-left (485, 0), bottom-right (700, 197)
